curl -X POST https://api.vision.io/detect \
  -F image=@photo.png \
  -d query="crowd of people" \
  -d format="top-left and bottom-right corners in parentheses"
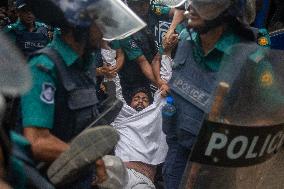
top-left (0, 0), bottom-right (283, 189)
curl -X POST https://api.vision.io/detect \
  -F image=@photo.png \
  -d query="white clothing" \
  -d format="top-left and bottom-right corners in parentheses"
top-left (124, 169), bottom-right (155, 189)
top-left (111, 55), bottom-right (173, 165)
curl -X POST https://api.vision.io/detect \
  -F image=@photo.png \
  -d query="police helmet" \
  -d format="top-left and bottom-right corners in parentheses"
top-left (27, 0), bottom-right (146, 41)
top-left (190, 0), bottom-right (255, 23)
top-left (16, 0), bottom-right (27, 9)
top-left (160, 0), bottom-right (256, 24)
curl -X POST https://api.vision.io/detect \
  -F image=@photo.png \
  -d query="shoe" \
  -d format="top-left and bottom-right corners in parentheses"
top-left (47, 126), bottom-right (119, 186)
top-left (97, 155), bottom-right (128, 189)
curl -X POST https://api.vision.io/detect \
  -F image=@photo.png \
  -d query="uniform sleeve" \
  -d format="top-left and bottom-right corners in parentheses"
top-left (21, 56), bottom-right (56, 129)
top-left (2, 24), bottom-right (16, 42)
top-left (110, 40), bottom-right (121, 50)
top-left (257, 28), bottom-right (271, 48)
top-left (151, 4), bottom-right (171, 16)
top-left (119, 37), bottom-right (143, 61)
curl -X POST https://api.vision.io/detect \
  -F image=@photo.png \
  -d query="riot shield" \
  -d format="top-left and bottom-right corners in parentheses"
top-left (180, 43), bottom-right (284, 189)
top-left (0, 32), bottom-right (31, 96)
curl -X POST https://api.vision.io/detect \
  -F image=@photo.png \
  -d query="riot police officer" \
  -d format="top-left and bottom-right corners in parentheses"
top-left (19, 0), bottom-right (145, 187)
top-left (111, 0), bottom-right (159, 103)
top-left (157, 0), bottom-right (271, 188)
top-left (2, 0), bottom-right (49, 57)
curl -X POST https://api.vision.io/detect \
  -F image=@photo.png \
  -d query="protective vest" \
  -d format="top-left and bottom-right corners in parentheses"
top-left (33, 48), bottom-right (100, 142)
top-left (15, 26), bottom-right (49, 57)
top-left (167, 35), bottom-right (259, 149)
top-left (168, 40), bottom-right (219, 149)
top-left (120, 28), bottom-right (157, 86)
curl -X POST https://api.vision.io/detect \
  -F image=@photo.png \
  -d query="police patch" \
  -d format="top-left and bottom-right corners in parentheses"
top-left (155, 7), bottom-right (162, 15)
top-left (260, 71), bottom-right (273, 86)
top-left (258, 37), bottom-right (269, 46)
top-left (130, 40), bottom-right (138, 48)
top-left (40, 83), bottom-right (56, 104)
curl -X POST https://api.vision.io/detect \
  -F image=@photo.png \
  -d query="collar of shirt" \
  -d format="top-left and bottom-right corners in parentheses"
top-left (188, 29), bottom-right (241, 55)
top-left (49, 35), bottom-right (79, 67)
top-left (186, 28), bottom-right (241, 71)
top-left (14, 19), bottom-right (44, 32)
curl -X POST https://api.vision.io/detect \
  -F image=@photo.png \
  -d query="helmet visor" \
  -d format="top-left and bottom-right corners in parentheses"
top-left (155, 0), bottom-right (187, 8)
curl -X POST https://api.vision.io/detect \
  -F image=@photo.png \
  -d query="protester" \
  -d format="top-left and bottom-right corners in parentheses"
top-left (105, 85), bottom-right (169, 188)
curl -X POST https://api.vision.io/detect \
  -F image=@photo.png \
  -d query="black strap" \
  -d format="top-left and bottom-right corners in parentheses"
top-left (11, 143), bottom-right (55, 189)
top-left (31, 48), bottom-right (77, 91)
top-left (24, 164), bottom-right (55, 189)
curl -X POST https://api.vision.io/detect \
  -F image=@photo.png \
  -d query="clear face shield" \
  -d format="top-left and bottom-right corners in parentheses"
top-left (159, 0), bottom-right (255, 23)
top-left (87, 0), bottom-right (146, 41)
top-left (155, 0), bottom-right (187, 8)
top-left (179, 43), bottom-right (284, 189)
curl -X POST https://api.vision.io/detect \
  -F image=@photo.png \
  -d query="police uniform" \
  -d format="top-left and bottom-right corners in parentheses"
top-left (149, 1), bottom-right (172, 49)
top-left (3, 20), bottom-right (49, 56)
top-left (21, 35), bottom-right (100, 142)
top-left (256, 28), bottom-right (270, 48)
top-left (8, 131), bottom-right (55, 189)
top-left (162, 26), bottom-right (272, 188)
top-left (111, 28), bottom-right (157, 102)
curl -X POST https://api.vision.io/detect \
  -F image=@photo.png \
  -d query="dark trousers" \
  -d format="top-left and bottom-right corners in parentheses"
top-left (162, 138), bottom-right (191, 189)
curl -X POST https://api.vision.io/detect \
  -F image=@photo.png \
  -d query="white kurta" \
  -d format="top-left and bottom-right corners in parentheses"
top-left (111, 55), bottom-right (173, 165)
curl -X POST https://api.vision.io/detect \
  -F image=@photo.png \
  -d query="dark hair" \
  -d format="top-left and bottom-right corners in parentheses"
top-left (130, 87), bottom-right (154, 105)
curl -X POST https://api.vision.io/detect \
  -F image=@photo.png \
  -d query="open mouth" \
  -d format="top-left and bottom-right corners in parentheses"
top-left (135, 105), bottom-right (145, 112)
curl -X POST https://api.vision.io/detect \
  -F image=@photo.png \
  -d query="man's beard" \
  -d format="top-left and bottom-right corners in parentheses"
top-left (190, 14), bottom-right (225, 34)
top-left (134, 105), bottom-right (145, 112)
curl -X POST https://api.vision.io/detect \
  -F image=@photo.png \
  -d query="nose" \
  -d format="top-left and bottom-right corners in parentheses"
top-left (137, 98), bottom-right (143, 103)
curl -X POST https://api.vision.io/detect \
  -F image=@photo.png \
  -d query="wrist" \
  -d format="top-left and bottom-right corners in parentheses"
top-left (163, 50), bottom-right (172, 57)
top-left (97, 67), bottom-right (104, 76)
